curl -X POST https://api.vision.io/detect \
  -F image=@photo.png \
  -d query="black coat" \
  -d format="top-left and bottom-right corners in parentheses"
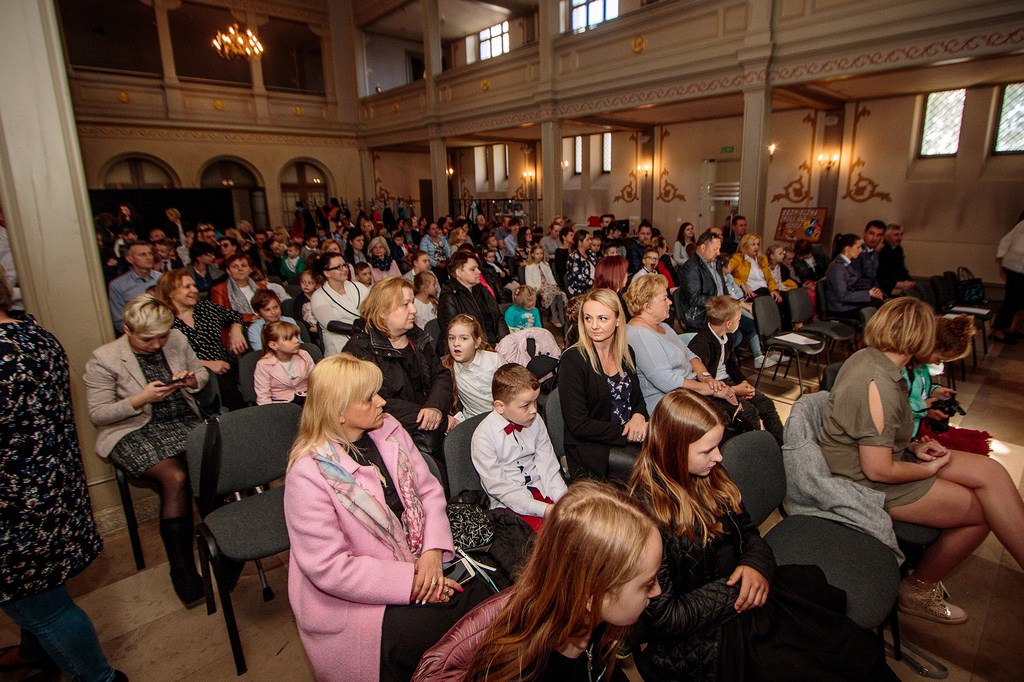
top-left (637, 506), bottom-right (776, 682)
top-left (437, 278), bottom-right (509, 354)
top-left (559, 346), bottom-right (647, 479)
top-left (792, 246), bottom-right (829, 283)
top-left (342, 323), bottom-right (453, 441)
top-left (679, 257), bottom-right (727, 330)
top-left (687, 326), bottom-right (745, 385)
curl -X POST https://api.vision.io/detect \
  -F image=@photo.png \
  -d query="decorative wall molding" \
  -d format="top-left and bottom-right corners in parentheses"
top-left (76, 124), bottom-right (358, 147)
top-left (841, 103), bottom-right (893, 204)
top-left (771, 111), bottom-right (817, 203)
top-left (656, 128), bottom-right (685, 203)
top-left (613, 132), bottom-right (640, 204)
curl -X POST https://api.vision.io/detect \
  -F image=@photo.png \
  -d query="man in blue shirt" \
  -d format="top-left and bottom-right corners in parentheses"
top-left (107, 242), bottom-right (161, 333)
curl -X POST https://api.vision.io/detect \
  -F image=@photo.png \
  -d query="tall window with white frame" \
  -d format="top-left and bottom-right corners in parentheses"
top-left (602, 132), bottom-right (612, 173)
top-left (574, 136), bottom-right (583, 175)
top-left (994, 82), bottom-right (1024, 154)
top-left (919, 89), bottom-right (966, 157)
top-left (479, 21), bottom-right (509, 61)
top-left (571, 0), bottom-right (619, 32)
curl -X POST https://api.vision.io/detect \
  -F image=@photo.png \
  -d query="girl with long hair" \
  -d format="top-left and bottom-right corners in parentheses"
top-left (415, 481), bottom-right (663, 681)
top-left (524, 244), bottom-right (567, 328)
top-left (628, 389), bottom-right (896, 681)
top-left (442, 314), bottom-right (504, 430)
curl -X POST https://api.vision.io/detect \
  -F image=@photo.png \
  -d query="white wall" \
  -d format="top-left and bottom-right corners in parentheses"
top-left (361, 32), bottom-right (424, 96)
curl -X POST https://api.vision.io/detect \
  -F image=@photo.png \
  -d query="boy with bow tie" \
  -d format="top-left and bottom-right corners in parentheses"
top-left (471, 364), bottom-right (567, 531)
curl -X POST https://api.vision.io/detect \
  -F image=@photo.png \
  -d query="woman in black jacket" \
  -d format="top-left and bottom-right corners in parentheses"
top-left (627, 389), bottom-right (896, 682)
top-left (560, 289), bottom-right (647, 480)
top-left (437, 249), bottom-right (509, 355)
top-left (343, 277), bottom-right (453, 465)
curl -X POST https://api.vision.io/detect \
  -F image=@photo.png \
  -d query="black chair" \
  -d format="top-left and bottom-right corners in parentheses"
top-left (820, 361), bottom-right (844, 392)
top-left (546, 387), bottom-right (635, 481)
top-left (443, 413), bottom-right (488, 497)
top-left (672, 285), bottom-right (690, 329)
top-left (237, 351), bottom-right (260, 405)
top-left (786, 287), bottom-right (855, 365)
top-left (423, 318), bottom-right (441, 347)
top-left (186, 403), bottom-right (302, 675)
top-left (301, 342), bottom-right (323, 363)
top-left (751, 295), bottom-right (824, 397)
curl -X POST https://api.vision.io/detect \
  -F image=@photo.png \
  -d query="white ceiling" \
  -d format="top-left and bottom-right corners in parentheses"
top-left (361, 0), bottom-right (538, 42)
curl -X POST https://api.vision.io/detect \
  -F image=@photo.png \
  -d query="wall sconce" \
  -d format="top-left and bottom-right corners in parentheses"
top-left (445, 167), bottom-right (454, 177)
top-left (636, 162), bottom-right (651, 179)
top-left (817, 152), bottom-right (840, 171)
top-left (767, 143), bottom-right (777, 163)
top-left (561, 160), bottom-right (570, 170)
top-left (522, 169), bottom-right (535, 179)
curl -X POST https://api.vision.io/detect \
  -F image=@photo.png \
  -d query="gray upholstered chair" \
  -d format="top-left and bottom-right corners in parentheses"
top-left (443, 413), bottom-right (488, 497)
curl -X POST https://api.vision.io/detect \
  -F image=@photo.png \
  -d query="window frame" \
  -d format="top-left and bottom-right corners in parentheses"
top-left (574, 136), bottom-right (583, 175)
top-left (917, 89), bottom-right (967, 159)
top-left (570, 0), bottom-right (619, 33)
top-left (478, 20), bottom-right (510, 62)
top-left (601, 133), bottom-right (612, 174)
top-left (992, 82), bottom-right (1024, 156)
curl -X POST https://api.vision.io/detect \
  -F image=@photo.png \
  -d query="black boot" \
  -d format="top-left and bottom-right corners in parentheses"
top-left (159, 517), bottom-right (204, 608)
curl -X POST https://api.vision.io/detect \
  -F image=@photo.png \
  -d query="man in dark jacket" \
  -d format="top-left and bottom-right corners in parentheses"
top-left (877, 223), bottom-right (916, 295)
top-left (437, 249), bottom-right (509, 355)
top-left (679, 230), bottom-right (727, 330)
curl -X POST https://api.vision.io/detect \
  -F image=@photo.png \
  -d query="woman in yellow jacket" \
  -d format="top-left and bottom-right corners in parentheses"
top-left (728, 234), bottom-right (783, 303)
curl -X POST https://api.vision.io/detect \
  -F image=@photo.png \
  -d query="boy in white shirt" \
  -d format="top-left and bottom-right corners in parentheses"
top-left (471, 364), bottom-right (567, 532)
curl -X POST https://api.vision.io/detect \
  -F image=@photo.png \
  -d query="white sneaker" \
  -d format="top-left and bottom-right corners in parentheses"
top-left (754, 355), bottom-right (779, 369)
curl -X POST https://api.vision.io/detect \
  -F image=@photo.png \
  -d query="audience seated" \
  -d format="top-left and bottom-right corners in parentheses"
top-left (877, 223), bottom-right (916, 295)
top-left (344, 277), bottom-right (452, 465)
top-left (253, 320), bottom-right (313, 406)
top-left (504, 285), bottom-right (541, 332)
top-left (824, 233), bottom-right (884, 321)
top-left (792, 238), bottom-right (829, 283)
top-left (293, 269), bottom-right (321, 345)
top-left (437, 249), bottom-right (508, 353)
top-left (565, 230), bottom-right (596, 297)
top-left (310, 252), bottom-right (369, 356)
top-left (107, 242), bottom-right (162, 333)
top-left (367, 236), bottom-right (401, 282)
top-left (672, 221), bottom-right (696, 268)
top-left (470, 364), bottom-right (567, 532)
top-left (560, 288), bottom-right (648, 479)
top-left (442, 314), bottom-right (506, 429)
top-left (415, 481), bottom-right (661, 681)
top-left (679, 230), bottom-right (727, 331)
top-left (210, 254), bottom-right (267, 325)
top-left (852, 219), bottom-right (886, 291)
top-left (553, 225), bottom-right (574, 287)
top-left (413, 270), bottom-right (439, 329)
top-left (524, 244), bottom-right (567, 328)
top-left (419, 221), bottom-right (451, 270)
top-left (283, 353), bottom-right (489, 682)
top-left (820, 298), bottom-right (1024, 623)
top-left (83, 295), bottom-right (208, 608)
top-left (728, 234), bottom-right (782, 303)
top-left (247, 289), bottom-right (297, 352)
top-left (627, 389), bottom-right (897, 680)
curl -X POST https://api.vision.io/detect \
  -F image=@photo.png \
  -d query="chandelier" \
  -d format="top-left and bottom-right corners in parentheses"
top-left (212, 24), bottom-right (264, 61)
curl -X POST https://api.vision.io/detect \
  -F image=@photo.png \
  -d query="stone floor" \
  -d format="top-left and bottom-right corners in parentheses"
top-left (3, 336), bottom-right (1022, 681)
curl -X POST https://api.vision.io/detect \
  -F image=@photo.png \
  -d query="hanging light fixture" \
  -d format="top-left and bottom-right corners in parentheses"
top-left (212, 24), bottom-right (264, 61)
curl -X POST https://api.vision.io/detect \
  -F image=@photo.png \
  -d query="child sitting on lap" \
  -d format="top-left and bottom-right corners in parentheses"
top-left (247, 289), bottom-right (297, 352)
top-left (471, 364), bottom-right (567, 532)
top-left (504, 285), bottom-right (542, 332)
top-left (253, 320), bottom-right (314, 405)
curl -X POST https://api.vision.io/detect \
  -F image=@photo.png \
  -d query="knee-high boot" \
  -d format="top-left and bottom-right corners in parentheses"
top-left (159, 517), bottom-right (204, 608)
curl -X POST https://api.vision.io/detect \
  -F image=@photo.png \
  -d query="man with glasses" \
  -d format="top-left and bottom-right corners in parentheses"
top-left (107, 242), bottom-right (161, 333)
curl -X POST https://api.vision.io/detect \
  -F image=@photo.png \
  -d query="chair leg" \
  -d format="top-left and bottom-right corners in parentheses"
top-left (885, 602), bottom-right (949, 678)
top-left (196, 527), bottom-right (217, 615)
top-left (794, 351), bottom-right (805, 397)
top-left (202, 528), bottom-right (247, 675)
top-left (114, 467), bottom-right (145, 571)
top-left (255, 559), bottom-right (275, 602)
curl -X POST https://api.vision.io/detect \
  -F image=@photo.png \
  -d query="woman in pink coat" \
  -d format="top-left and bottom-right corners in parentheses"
top-left (284, 353), bottom-right (488, 681)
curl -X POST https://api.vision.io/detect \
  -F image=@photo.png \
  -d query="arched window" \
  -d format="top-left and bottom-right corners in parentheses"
top-left (279, 160), bottom-right (329, 227)
top-left (103, 156), bottom-right (177, 189)
top-left (201, 158), bottom-right (269, 230)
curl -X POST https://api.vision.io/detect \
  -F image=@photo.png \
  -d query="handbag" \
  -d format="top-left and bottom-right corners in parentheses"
top-left (955, 267), bottom-right (986, 306)
top-left (446, 502), bottom-right (494, 552)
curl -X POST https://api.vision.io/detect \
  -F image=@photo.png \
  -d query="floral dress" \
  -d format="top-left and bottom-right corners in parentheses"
top-left (565, 249), bottom-right (596, 297)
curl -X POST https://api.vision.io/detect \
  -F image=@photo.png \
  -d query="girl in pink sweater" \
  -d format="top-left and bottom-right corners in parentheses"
top-left (253, 321), bottom-right (314, 405)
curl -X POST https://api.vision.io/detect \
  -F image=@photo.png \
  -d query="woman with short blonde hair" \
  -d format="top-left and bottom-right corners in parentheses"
top-left (728, 233), bottom-right (782, 303)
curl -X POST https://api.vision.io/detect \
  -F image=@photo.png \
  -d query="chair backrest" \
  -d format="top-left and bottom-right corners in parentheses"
top-left (443, 413), bottom-right (488, 496)
top-left (186, 403), bottom-right (303, 500)
top-left (679, 331), bottom-right (696, 347)
top-left (786, 287), bottom-right (815, 326)
top-left (672, 285), bottom-right (689, 327)
top-left (915, 278), bottom-right (938, 310)
top-left (751, 294), bottom-right (782, 338)
top-left (720, 431), bottom-right (787, 526)
top-left (284, 283), bottom-right (303, 300)
top-left (301, 343), bottom-right (323, 363)
top-left (815, 277), bottom-right (831, 320)
top-left (930, 275), bottom-right (954, 309)
top-left (859, 306), bottom-right (876, 326)
top-left (193, 373), bottom-right (226, 417)
top-left (820, 361), bottom-right (844, 392)
top-left (238, 351), bottom-right (260, 405)
top-left (942, 270), bottom-right (957, 294)
top-left (424, 318), bottom-right (442, 347)
top-left (545, 387), bottom-right (565, 459)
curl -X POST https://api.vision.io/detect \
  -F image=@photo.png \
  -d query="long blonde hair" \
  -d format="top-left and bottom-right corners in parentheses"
top-left (465, 481), bottom-right (656, 681)
top-left (627, 389), bottom-right (741, 543)
top-left (287, 353), bottom-right (383, 468)
top-left (572, 288), bottom-right (634, 376)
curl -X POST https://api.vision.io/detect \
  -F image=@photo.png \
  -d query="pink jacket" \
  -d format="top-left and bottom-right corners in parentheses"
top-left (253, 350), bottom-right (315, 405)
top-left (284, 415), bottom-right (454, 682)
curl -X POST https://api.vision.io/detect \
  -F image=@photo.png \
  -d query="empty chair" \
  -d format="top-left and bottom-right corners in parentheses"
top-left (787, 287), bottom-right (855, 365)
top-left (751, 295), bottom-right (824, 397)
top-left (185, 403), bottom-right (302, 675)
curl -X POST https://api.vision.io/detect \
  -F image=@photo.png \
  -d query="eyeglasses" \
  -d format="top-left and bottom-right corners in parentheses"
top-left (323, 265), bottom-right (346, 272)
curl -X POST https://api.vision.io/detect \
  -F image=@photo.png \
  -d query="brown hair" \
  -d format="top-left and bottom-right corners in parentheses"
top-left (261, 319), bottom-right (300, 356)
top-left (628, 389), bottom-right (741, 543)
top-left (491, 363), bottom-right (539, 405)
top-left (512, 284), bottom-right (537, 309)
top-left (441, 314), bottom-right (495, 410)
top-left (934, 314), bottom-right (975, 362)
top-left (250, 288), bottom-right (281, 313)
top-left (705, 295), bottom-right (741, 326)
top-left (863, 297), bottom-right (935, 363)
top-left (623, 273), bottom-right (668, 317)
top-left (153, 268), bottom-right (192, 314)
top-left (358, 276), bottom-right (414, 337)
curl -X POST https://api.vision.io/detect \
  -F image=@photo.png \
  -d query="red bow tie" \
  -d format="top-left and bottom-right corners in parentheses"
top-left (503, 422), bottom-right (523, 435)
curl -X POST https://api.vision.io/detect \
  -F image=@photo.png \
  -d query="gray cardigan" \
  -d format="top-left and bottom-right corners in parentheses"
top-left (84, 330), bottom-right (208, 458)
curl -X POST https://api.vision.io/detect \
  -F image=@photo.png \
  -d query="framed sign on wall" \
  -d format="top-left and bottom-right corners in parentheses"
top-left (775, 207), bottom-right (827, 243)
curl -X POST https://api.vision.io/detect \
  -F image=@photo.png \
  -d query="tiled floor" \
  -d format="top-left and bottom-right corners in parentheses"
top-left (2, 337), bottom-right (1021, 681)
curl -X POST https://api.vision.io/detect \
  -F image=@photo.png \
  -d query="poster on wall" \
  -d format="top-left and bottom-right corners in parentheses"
top-left (775, 207), bottom-right (827, 243)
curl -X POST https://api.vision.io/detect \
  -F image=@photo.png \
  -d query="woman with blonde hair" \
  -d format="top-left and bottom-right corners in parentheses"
top-left (414, 480), bottom-right (663, 681)
top-left (285, 353), bottom-right (488, 682)
top-left (84, 294), bottom-right (209, 607)
top-left (728, 233), bottom-right (782, 303)
top-left (344, 277), bottom-right (452, 465)
top-left (560, 289), bottom-right (648, 479)
top-left (823, 297), bottom-right (1024, 623)
top-left (628, 389), bottom-right (896, 681)
top-left (524, 244), bottom-right (567, 328)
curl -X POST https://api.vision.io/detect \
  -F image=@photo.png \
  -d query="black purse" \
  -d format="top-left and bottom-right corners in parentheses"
top-left (955, 267), bottom-right (987, 306)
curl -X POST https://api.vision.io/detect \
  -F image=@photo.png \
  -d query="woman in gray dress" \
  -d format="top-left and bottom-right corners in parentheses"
top-left (84, 294), bottom-right (209, 607)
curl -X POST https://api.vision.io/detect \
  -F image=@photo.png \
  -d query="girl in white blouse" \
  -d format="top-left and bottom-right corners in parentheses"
top-left (524, 245), bottom-right (567, 328)
top-left (442, 314), bottom-right (506, 431)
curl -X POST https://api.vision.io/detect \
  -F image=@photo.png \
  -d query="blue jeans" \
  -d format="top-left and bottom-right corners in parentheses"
top-left (2, 585), bottom-right (116, 682)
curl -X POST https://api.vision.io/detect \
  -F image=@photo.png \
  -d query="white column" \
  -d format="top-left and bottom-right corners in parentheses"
top-left (149, 0), bottom-right (184, 114)
top-left (540, 119), bottom-right (562, 225)
top-left (0, 0), bottom-right (119, 510)
top-left (429, 137), bottom-right (450, 219)
top-left (739, 85), bottom-right (771, 235)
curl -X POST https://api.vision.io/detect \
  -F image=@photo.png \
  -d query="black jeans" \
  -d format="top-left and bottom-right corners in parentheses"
top-left (994, 268), bottom-right (1024, 332)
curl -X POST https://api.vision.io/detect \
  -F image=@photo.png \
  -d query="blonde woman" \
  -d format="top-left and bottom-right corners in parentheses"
top-left (559, 288), bottom-right (648, 480)
top-left (727, 234), bottom-right (782, 302)
top-left (284, 354), bottom-right (488, 682)
top-left (525, 244), bottom-right (567, 327)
